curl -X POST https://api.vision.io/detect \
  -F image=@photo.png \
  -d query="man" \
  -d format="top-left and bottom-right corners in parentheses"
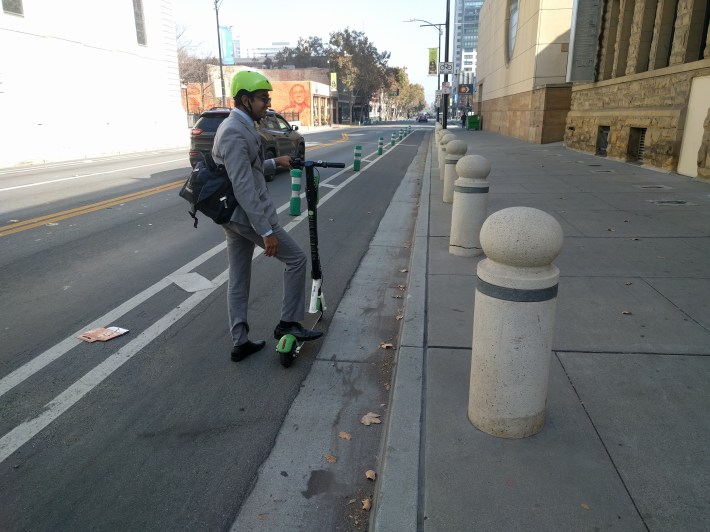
top-left (212, 71), bottom-right (322, 362)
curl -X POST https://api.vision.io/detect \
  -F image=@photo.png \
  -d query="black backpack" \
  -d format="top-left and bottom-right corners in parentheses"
top-left (179, 157), bottom-right (237, 228)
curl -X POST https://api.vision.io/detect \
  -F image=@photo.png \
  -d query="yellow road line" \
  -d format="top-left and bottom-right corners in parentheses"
top-left (0, 181), bottom-right (183, 237)
top-left (1, 140), bottom-right (348, 237)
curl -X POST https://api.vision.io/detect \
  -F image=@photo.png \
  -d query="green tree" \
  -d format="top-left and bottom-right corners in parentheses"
top-left (273, 37), bottom-right (329, 68)
top-left (328, 28), bottom-right (390, 122)
top-left (176, 25), bottom-right (221, 110)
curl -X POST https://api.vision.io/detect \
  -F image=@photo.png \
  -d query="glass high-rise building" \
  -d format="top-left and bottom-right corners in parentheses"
top-left (452, 0), bottom-right (483, 112)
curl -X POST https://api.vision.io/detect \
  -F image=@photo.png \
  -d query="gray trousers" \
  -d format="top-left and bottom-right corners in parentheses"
top-left (223, 222), bottom-right (307, 346)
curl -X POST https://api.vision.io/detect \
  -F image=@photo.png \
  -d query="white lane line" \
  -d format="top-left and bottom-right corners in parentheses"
top-left (0, 159), bottom-right (187, 193)
top-left (0, 143), bottom-right (400, 463)
top-left (0, 244), bottom-right (226, 399)
top-left (0, 271), bottom-right (227, 464)
top-left (0, 150), bottom-right (187, 176)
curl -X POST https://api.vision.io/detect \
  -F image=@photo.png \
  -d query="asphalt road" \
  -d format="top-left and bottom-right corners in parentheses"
top-left (0, 123), bottom-right (428, 530)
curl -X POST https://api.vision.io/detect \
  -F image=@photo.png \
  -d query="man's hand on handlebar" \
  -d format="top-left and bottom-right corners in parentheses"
top-left (274, 155), bottom-right (293, 170)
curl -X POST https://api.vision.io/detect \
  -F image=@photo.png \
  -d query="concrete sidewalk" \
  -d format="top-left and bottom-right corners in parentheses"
top-left (373, 129), bottom-right (710, 531)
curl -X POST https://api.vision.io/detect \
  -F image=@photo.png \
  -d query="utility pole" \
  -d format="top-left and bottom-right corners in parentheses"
top-left (214, 0), bottom-right (226, 107)
top-left (443, 0), bottom-right (451, 129)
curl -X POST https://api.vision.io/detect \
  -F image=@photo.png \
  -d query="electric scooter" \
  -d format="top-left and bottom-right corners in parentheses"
top-left (276, 158), bottom-right (345, 367)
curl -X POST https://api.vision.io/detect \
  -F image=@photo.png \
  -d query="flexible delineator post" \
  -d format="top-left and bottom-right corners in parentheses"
top-left (353, 145), bottom-right (362, 171)
top-left (289, 168), bottom-right (302, 216)
top-left (378, 137), bottom-right (383, 155)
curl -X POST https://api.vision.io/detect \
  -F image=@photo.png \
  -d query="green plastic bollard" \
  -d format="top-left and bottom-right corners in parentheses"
top-left (353, 145), bottom-right (362, 171)
top-left (289, 168), bottom-right (302, 216)
top-left (378, 136), bottom-right (383, 156)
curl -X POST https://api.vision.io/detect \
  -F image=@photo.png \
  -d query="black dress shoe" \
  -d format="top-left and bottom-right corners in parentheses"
top-left (273, 322), bottom-right (323, 341)
top-left (231, 340), bottom-right (266, 362)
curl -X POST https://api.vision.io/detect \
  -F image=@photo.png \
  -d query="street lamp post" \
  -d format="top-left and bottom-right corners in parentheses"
top-left (443, 0), bottom-right (451, 129)
top-left (405, 18), bottom-right (444, 123)
top-left (214, 0), bottom-right (226, 107)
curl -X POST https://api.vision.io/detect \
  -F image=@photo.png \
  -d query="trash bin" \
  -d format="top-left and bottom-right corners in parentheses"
top-left (467, 115), bottom-right (480, 131)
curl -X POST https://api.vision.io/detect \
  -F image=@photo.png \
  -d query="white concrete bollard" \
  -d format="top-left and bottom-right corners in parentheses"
top-left (449, 155), bottom-right (491, 256)
top-left (468, 207), bottom-right (564, 439)
top-left (443, 140), bottom-right (468, 203)
top-left (438, 133), bottom-right (456, 180)
top-left (434, 124), bottom-right (444, 161)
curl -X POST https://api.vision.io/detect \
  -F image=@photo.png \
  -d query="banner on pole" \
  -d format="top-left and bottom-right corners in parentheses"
top-left (220, 26), bottom-right (235, 65)
top-left (428, 48), bottom-right (437, 76)
top-left (330, 72), bottom-right (338, 92)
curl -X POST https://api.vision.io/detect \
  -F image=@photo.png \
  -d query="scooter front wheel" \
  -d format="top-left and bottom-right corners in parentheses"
top-left (276, 334), bottom-right (298, 368)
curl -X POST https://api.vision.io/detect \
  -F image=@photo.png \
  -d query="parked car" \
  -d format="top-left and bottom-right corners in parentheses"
top-left (417, 114), bottom-right (428, 123)
top-left (189, 108), bottom-right (305, 181)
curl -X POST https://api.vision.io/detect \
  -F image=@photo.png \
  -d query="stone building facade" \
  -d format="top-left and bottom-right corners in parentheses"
top-left (476, 0), bottom-right (574, 144)
top-left (565, 0), bottom-right (710, 177)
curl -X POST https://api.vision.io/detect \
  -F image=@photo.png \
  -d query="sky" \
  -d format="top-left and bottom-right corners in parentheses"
top-left (172, 0), bottom-right (452, 104)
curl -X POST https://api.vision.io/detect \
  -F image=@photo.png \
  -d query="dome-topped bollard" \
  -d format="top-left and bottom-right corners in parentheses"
top-left (438, 133), bottom-right (456, 180)
top-left (449, 155), bottom-right (491, 256)
top-left (443, 140), bottom-right (468, 204)
top-left (468, 207), bottom-right (564, 439)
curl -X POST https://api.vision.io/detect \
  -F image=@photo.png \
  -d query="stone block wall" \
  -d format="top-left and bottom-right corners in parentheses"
top-left (698, 109), bottom-right (710, 180)
top-left (565, 60), bottom-right (710, 171)
top-left (481, 85), bottom-right (572, 144)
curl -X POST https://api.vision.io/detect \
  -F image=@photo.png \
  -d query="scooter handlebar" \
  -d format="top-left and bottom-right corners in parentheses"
top-left (292, 158), bottom-right (345, 169)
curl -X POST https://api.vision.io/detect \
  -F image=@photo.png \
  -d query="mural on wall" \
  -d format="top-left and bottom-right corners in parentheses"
top-left (271, 81), bottom-right (311, 126)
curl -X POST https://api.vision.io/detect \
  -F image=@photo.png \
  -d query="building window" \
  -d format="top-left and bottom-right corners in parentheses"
top-left (596, 126), bottom-right (610, 156)
top-left (507, 0), bottom-right (519, 62)
top-left (2, 0), bottom-right (23, 15)
top-left (133, 0), bottom-right (147, 46)
top-left (628, 128), bottom-right (647, 162)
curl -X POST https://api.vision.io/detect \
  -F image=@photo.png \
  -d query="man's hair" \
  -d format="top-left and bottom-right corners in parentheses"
top-left (234, 89), bottom-right (251, 108)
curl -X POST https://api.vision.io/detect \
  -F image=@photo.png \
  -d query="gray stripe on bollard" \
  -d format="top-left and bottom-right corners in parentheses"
top-left (454, 185), bottom-right (489, 193)
top-left (476, 277), bottom-right (558, 302)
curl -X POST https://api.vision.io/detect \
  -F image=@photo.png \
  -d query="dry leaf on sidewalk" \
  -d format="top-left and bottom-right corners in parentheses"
top-left (380, 342), bottom-right (395, 349)
top-left (622, 311), bottom-right (633, 315)
top-left (581, 502), bottom-right (590, 510)
top-left (339, 431), bottom-right (352, 441)
top-left (365, 470), bottom-right (377, 481)
top-left (361, 498), bottom-right (372, 511)
top-left (325, 454), bottom-right (337, 464)
top-left (360, 412), bottom-right (382, 426)
top-left (399, 269), bottom-right (408, 273)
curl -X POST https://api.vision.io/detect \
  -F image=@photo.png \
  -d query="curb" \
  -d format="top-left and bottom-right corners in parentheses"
top-left (371, 132), bottom-right (432, 531)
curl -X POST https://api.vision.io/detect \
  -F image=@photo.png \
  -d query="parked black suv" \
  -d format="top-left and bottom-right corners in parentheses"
top-left (189, 108), bottom-right (306, 181)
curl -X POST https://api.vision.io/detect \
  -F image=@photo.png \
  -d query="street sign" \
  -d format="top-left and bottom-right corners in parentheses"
top-left (441, 86), bottom-right (451, 94)
top-left (438, 62), bottom-right (454, 74)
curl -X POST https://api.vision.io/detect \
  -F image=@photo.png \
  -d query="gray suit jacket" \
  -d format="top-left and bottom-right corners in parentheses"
top-left (212, 109), bottom-right (278, 236)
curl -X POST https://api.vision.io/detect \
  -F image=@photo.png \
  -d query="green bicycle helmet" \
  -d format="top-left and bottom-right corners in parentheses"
top-left (230, 70), bottom-right (273, 97)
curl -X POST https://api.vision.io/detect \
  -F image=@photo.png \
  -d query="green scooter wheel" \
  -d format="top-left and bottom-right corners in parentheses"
top-left (277, 334), bottom-right (297, 368)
